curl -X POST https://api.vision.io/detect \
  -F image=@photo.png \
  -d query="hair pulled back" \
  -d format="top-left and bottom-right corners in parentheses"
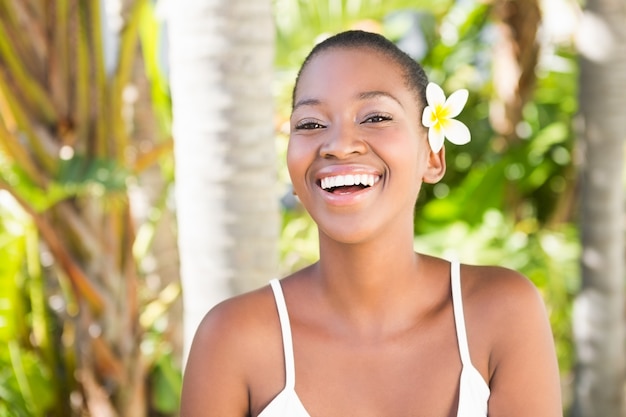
top-left (292, 30), bottom-right (429, 111)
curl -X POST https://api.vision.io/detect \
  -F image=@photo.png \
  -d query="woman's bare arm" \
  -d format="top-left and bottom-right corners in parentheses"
top-left (485, 271), bottom-right (562, 416)
top-left (180, 300), bottom-right (252, 417)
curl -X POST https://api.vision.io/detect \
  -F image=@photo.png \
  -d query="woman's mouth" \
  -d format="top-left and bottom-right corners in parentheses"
top-left (319, 174), bottom-right (381, 194)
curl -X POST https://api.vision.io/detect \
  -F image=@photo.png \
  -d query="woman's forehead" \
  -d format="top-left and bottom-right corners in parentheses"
top-left (295, 47), bottom-right (406, 96)
top-left (303, 46), bottom-right (396, 74)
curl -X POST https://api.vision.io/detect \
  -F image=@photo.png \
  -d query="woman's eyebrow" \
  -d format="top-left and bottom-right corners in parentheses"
top-left (293, 98), bottom-right (321, 111)
top-left (292, 91), bottom-right (403, 112)
top-left (358, 91), bottom-right (403, 107)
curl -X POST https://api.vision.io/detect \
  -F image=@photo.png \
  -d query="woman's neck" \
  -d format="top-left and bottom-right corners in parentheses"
top-left (314, 228), bottom-right (428, 336)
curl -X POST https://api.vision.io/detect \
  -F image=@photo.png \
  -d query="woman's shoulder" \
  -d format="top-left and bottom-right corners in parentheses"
top-left (460, 262), bottom-right (544, 317)
top-left (423, 255), bottom-right (542, 313)
top-left (459, 262), bottom-right (547, 342)
top-left (190, 267), bottom-right (314, 357)
top-left (459, 262), bottom-right (555, 379)
top-left (181, 280), bottom-right (287, 415)
top-left (185, 281), bottom-right (288, 385)
top-left (191, 282), bottom-right (279, 353)
top-left (452, 265), bottom-right (561, 413)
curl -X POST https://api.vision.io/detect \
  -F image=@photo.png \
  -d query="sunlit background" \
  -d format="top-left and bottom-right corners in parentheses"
top-left (0, 0), bottom-right (623, 415)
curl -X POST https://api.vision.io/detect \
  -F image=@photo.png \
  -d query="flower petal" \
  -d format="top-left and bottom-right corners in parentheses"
top-left (428, 123), bottom-right (445, 153)
top-left (444, 89), bottom-right (469, 118)
top-left (442, 118), bottom-right (471, 145)
top-left (426, 82), bottom-right (446, 107)
top-left (421, 106), bottom-right (436, 127)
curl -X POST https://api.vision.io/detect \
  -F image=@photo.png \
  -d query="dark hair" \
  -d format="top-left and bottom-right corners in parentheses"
top-left (292, 30), bottom-right (429, 110)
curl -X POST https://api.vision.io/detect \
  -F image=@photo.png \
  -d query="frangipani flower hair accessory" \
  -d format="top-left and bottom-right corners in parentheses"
top-left (421, 82), bottom-right (471, 153)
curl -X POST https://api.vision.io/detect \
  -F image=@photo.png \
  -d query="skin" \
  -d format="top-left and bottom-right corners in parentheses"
top-left (180, 46), bottom-right (563, 417)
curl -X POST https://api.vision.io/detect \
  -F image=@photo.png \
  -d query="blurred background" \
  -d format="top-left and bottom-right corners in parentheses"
top-left (0, 0), bottom-right (624, 415)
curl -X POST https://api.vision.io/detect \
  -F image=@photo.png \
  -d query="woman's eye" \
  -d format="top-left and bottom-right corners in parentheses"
top-left (363, 114), bottom-right (392, 123)
top-left (295, 121), bottom-right (325, 130)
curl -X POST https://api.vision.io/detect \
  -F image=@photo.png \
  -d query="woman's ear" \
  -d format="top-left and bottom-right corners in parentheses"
top-left (423, 146), bottom-right (446, 184)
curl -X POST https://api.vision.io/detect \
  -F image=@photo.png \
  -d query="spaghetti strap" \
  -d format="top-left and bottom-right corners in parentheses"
top-left (259, 280), bottom-right (311, 417)
top-left (450, 260), bottom-right (472, 366)
top-left (269, 279), bottom-right (296, 390)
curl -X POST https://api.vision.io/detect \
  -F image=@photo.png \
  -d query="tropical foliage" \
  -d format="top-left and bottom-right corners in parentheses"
top-left (0, 0), bottom-right (179, 415)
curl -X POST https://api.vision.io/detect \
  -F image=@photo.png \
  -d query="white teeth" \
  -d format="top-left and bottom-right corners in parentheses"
top-left (320, 174), bottom-right (380, 190)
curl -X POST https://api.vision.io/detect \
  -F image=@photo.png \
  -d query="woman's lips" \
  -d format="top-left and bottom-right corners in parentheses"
top-left (312, 165), bottom-right (383, 205)
top-left (319, 173), bottom-right (381, 193)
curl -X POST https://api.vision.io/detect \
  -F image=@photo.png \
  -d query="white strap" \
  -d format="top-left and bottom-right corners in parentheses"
top-left (450, 260), bottom-right (472, 366)
top-left (269, 279), bottom-right (296, 389)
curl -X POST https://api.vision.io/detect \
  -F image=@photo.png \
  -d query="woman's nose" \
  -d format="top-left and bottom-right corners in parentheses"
top-left (319, 123), bottom-right (367, 159)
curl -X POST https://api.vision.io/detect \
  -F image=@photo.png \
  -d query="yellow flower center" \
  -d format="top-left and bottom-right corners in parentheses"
top-left (433, 104), bottom-right (450, 123)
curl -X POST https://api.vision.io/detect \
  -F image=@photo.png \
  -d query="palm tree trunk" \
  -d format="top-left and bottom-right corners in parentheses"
top-left (489, 0), bottom-right (542, 220)
top-left (166, 0), bottom-right (279, 361)
top-left (571, 0), bottom-right (626, 416)
top-left (490, 0), bottom-right (541, 144)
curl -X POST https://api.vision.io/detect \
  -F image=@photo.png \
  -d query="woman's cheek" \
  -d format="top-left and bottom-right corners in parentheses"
top-left (286, 138), bottom-right (312, 189)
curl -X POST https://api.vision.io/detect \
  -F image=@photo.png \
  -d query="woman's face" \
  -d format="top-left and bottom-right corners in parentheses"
top-left (287, 47), bottom-right (444, 244)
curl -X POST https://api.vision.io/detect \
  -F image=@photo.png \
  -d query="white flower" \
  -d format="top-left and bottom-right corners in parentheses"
top-left (421, 82), bottom-right (471, 153)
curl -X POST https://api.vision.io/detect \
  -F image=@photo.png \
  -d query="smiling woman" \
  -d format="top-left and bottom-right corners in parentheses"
top-left (180, 30), bottom-right (563, 417)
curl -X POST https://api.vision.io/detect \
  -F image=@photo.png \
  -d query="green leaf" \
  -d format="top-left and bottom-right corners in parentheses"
top-left (150, 354), bottom-right (182, 413)
top-left (56, 154), bottom-right (130, 193)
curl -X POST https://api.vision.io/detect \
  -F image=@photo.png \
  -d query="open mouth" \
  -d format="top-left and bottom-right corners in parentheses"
top-left (319, 174), bottom-right (380, 194)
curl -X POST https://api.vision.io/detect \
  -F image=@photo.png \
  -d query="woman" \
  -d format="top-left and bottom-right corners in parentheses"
top-left (180, 30), bottom-right (562, 417)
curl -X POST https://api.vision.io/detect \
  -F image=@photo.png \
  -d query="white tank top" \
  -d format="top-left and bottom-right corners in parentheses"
top-left (258, 260), bottom-right (490, 416)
